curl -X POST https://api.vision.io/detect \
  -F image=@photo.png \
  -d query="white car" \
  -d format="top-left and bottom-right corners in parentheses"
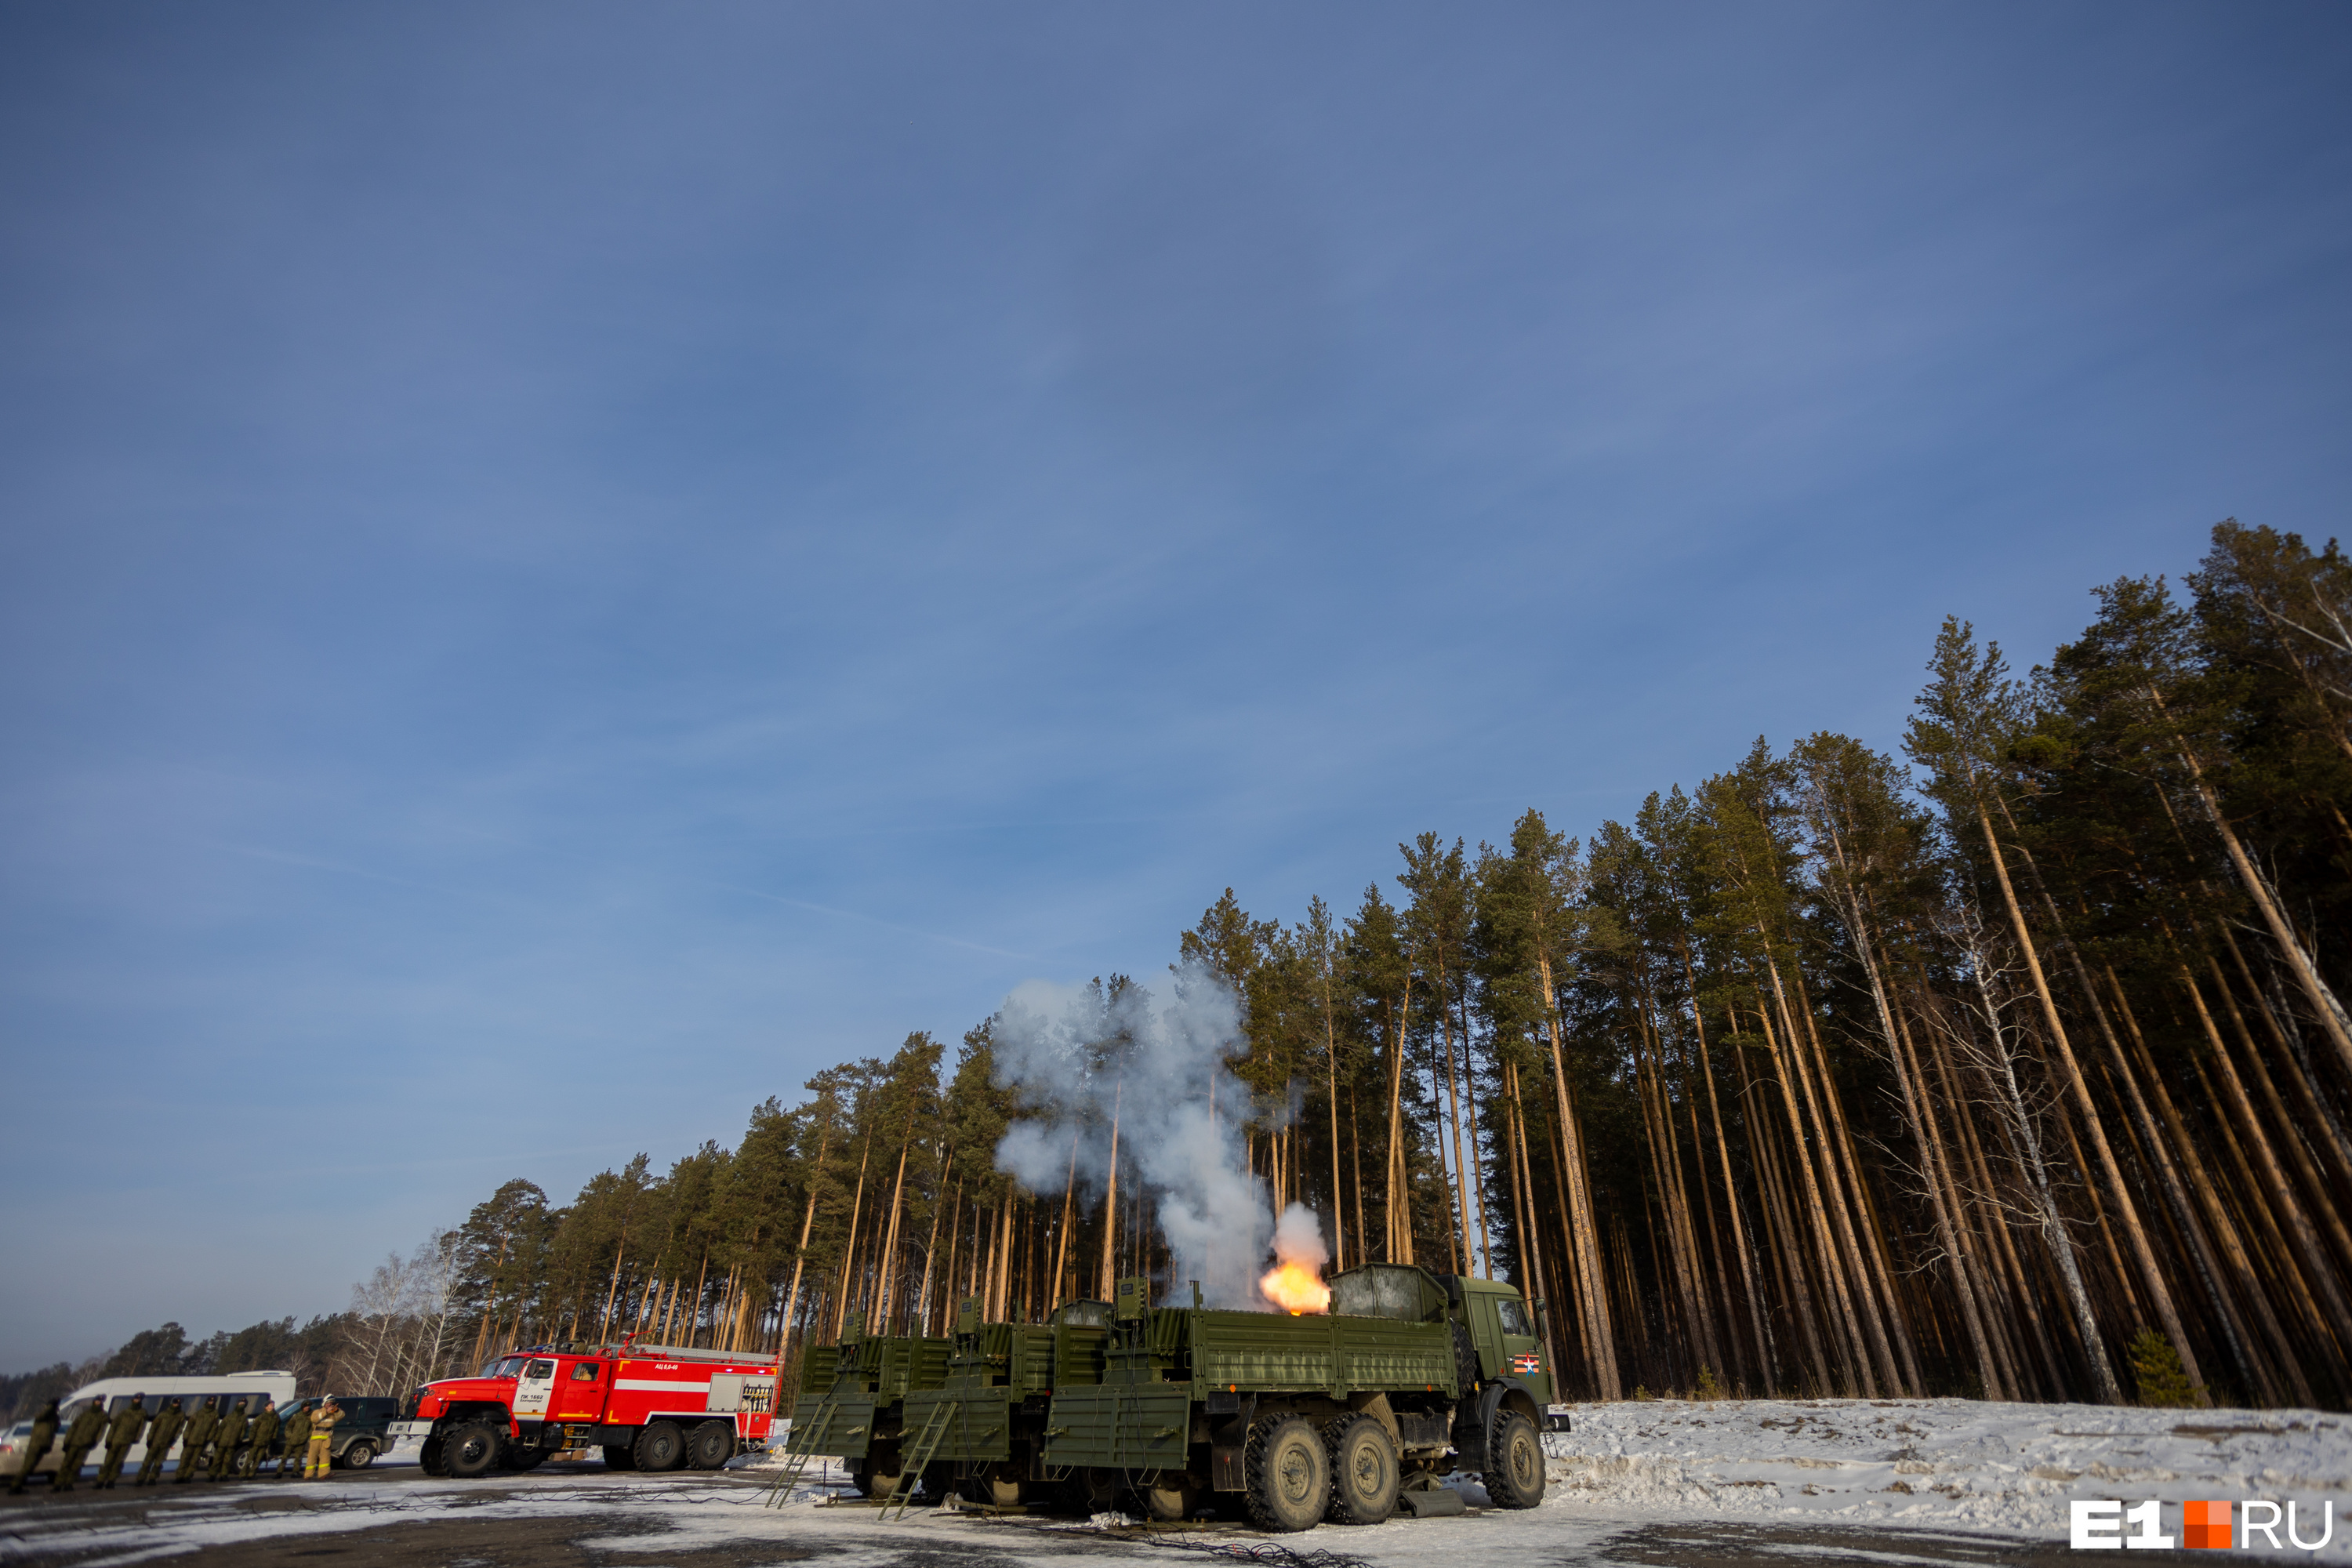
top-left (0, 1418), bottom-right (60, 1482)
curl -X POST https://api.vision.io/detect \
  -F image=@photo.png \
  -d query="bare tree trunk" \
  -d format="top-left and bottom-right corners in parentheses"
top-left (1686, 977), bottom-right (1773, 1396)
top-left (914, 1146), bottom-right (950, 1335)
top-left (872, 1111), bottom-right (916, 1334)
top-left (2182, 966), bottom-right (2352, 1359)
top-left (1098, 1082), bottom-right (1123, 1301)
top-left (1386, 983), bottom-right (1415, 1265)
top-left (1777, 960), bottom-right (1908, 1394)
top-left (1968, 797), bottom-right (2160, 1403)
top-left (1537, 953), bottom-right (1617, 1398)
top-left (1752, 982), bottom-right (1871, 1393)
top-left (833, 1126), bottom-right (875, 1340)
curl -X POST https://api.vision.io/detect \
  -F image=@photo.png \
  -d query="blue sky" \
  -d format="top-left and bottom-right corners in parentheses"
top-left (2, 3), bottom-right (2346, 1369)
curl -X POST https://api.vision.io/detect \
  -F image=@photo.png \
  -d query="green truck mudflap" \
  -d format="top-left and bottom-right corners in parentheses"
top-left (789, 1393), bottom-right (880, 1459)
top-left (1043, 1384), bottom-right (1192, 1470)
top-left (899, 1388), bottom-right (1016, 1464)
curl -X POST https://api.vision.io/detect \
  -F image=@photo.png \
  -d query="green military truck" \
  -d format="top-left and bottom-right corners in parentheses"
top-left (1043, 1264), bottom-right (1554, 1530)
top-left (784, 1316), bottom-right (949, 1497)
top-left (897, 1298), bottom-right (1112, 1507)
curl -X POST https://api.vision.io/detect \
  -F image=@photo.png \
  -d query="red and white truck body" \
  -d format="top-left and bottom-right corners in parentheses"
top-left (392, 1340), bottom-right (780, 1477)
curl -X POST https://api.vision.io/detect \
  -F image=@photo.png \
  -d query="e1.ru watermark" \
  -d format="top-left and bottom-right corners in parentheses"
top-left (2071, 1499), bottom-right (2335, 1550)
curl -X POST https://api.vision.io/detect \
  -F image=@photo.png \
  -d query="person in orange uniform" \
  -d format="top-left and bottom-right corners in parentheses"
top-left (303, 1396), bottom-right (342, 1479)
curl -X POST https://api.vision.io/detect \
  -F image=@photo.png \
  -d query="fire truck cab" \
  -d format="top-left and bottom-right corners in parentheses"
top-left (393, 1340), bottom-right (780, 1478)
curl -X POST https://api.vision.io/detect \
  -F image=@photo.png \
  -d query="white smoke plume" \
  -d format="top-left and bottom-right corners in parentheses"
top-left (990, 963), bottom-right (1305, 1309)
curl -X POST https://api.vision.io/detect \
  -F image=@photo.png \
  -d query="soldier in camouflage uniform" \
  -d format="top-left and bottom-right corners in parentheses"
top-left (207, 1397), bottom-right (249, 1481)
top-left (95, 1396), bottom-right (148, 1489)
top-left (240, 1398), bottom-right (280, 1479)
top-left (277, 1401), bottom-right (310, 1479)
top-left (51, 1399), bottom-right (108, 1492)
top-left (173, 1397), bottom-right (219, 1484)
top-left (6, 1398), bottom-right (59, 1494)
top-left (132, 1398), bottom-right (183, 1486)
top-left (304, 1397), bottom-right (342, 1479)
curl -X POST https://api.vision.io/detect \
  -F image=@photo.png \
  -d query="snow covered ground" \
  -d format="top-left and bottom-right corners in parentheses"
top-left (3, 1398), bottom-right (2347, 1565)
top-left (1541, 1396), bottom-right (2352, 1553)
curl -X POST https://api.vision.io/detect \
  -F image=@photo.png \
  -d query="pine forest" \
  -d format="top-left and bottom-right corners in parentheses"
top-left (350, 522), bottom-right (2352, 1413)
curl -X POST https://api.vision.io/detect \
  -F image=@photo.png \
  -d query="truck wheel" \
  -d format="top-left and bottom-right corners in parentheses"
top-left (1140, 1471), bottom-right (1202, 1522)
top-left (687, 1420), bottom-right (735, 1470)
top-left (971, 1465), bottom-right (1024, 1508)
top-left (442, 1421), bottom-right (504, 1479)
top-left (341, 1439), bottom-right (377, 1471)
top-left (1323, 1415), bottom-right (1399, 1525)
top-left (1483, 1410), bottom-right (1544, 1509)
top-left (419, 1436), bottom-right (447, 1476)
top-left (633, 1421), bottom-right (686, 1473)
top-left (602, 1444), bottom-right (637, 1471)
top-left (1243, 1416), bottom-right (1329, 1534)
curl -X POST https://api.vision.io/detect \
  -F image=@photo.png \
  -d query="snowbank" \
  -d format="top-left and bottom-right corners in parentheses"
top-left (1545, 1396), bottom-right (2352, 1549)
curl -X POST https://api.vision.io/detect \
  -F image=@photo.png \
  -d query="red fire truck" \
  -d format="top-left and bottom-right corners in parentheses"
top-left (390, 1339), bottom-right (782, 1478)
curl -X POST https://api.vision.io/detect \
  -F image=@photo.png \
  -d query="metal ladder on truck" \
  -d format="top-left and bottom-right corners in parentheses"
top-left (875, 1399), bottom-right (958, 1522)
top-left (762, 1401), bottom-right (839, 1508)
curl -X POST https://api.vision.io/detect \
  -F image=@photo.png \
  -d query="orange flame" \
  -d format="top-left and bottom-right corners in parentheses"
top-left (1259, 1258), bottom-right (1331, 1316)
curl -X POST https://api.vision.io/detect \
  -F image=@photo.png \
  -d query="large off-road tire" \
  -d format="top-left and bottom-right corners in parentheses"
top-left (633, 1421), bottom-right (686, 1473)
top-left (687, 1420), bottom-right (736, 1470)
top-left (1243, 1415), bottom-right (1330, 1534)
top-left (1140, 1470), bottom-right (1203, 1522)
top-left (418, 1436), bottom-right (447, 1476)
top-left (1323, 1414), bottom-right (1399, 1525)
top-left (442, 1421), bottom-right (504, 1479)
top-left (851, 1454), bottom-right (902, 1499)
top-left (339, 1439), bottom-right (377, 1471)
top-left (602, 1444), bottom-right (637, 1471)
top-left (956, 1461), bottom-right (1022, 1508)
top-left (1483, 1410), bottom-right (1544, 1509)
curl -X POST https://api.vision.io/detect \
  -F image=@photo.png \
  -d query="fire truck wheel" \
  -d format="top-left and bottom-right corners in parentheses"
top-left (1322, 1415), bottom-right (1399, 1525)
top-left (418, 1436), bottom-right (447, 1477)
top-left (686, 1421), bottom-right (735, 1470)
top-left (442, 1421), bottom-right (504, 1479)
top-left (1482, 1410), bottom-right (1544, 1509)
top-left (633, 1421), bottom-right (686, 1473)
top-left (1243, 1416), bottom-right (1330, 1534)
top-left (601, 1444), bottom-right (637, 1471)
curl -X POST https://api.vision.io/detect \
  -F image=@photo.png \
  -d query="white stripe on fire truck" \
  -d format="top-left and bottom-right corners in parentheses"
top-left (614, 1379), bottom-right (714, 1393)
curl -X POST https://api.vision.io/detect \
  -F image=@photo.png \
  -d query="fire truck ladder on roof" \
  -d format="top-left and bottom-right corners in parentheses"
top-left (761, 1400), bottom-right (837, 1508)
top-left (876, 1398), bottom-right (957, 1523)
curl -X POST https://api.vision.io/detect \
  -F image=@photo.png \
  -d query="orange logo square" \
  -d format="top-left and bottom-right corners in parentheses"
top-left (2183, 1499), bottom-right (2231, 1550)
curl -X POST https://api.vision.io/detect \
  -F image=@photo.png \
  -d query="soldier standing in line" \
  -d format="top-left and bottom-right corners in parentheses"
top-left (303, 1396), bottom-right (342, 1479)
top-left (51, 1399), bottom-right (108, 1492)
top-left (173, 1396), bottom-right (219, 1484)
top-left (240, 1398), bottom-right (280, 1479)
top-left (276, 1401), bottom-right (310, 1479)
top-left (5, 1398), bottom-right (60, 1494)
top-left (95, 1396), bottom-right (149, 1489)
top-left (132, 1397), bottom-right (184, 1486)
top-left (208, 1397), bottom-right (249, 1481)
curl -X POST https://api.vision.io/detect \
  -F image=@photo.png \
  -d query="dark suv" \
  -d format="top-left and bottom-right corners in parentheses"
top-left (284, 1397), bottom-right (404, 1469)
